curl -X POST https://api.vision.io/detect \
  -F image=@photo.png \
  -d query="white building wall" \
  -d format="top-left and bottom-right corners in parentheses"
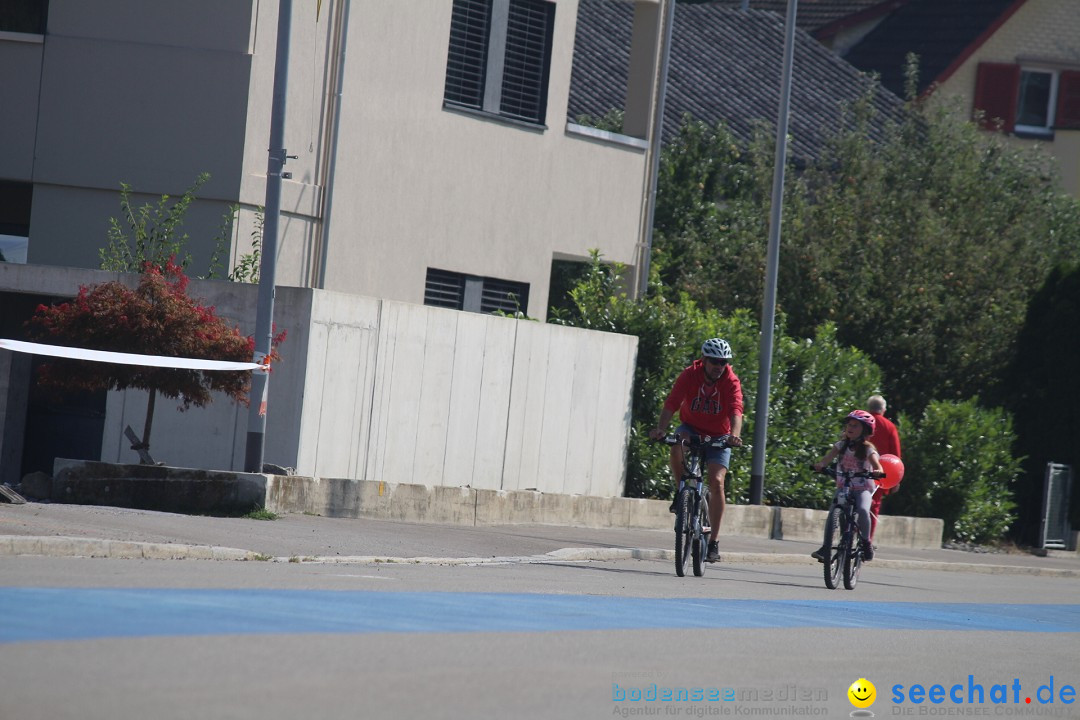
top-left (33, 273), bottom-right (641, 498)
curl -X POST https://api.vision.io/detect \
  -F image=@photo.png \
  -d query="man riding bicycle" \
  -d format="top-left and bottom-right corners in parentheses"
top-left (648, 338), bottom-right (744, 563)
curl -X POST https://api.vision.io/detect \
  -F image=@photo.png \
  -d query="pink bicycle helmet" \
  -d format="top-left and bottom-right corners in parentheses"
top-left (842, 409), bottom-right (876, 435)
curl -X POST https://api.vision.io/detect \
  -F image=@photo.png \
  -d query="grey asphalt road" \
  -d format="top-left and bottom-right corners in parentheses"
top-left (1, 503), bottom-right (1079, 720)
top-left (3, 502), bottom-right (1079, 573)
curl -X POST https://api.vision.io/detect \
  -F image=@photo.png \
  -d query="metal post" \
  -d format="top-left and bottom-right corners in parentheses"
top-left (245, 0), bottom-right (293, 473)
top-left (635, 0), bottom-right (676, 298)
top-left (749, 0), bottom-right (797, 504)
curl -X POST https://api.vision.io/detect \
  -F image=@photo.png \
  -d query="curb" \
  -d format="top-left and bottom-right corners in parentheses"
top-left (0, 535), bottom-right (262, 561)
top-left (3, 537), bottom-right (1079, 577)
top-left (270, 547), bottom-right (1080, 577)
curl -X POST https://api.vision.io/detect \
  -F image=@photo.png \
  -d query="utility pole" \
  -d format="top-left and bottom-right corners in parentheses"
top-left (749, 0), bottom-right (797, 504)
top-left (245, 0), bottom-right (294, 473)
top-left (634, 0), bottom-right (676, 298)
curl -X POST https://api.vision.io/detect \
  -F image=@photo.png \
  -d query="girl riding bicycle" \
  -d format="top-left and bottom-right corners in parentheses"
top-left (811, 410), bottom-right (883, 562)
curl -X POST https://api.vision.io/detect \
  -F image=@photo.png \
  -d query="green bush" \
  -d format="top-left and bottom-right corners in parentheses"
top-left (889, 398), bottom-right (1020, 544)
top-left (550, 253), bottom-right (884, 506)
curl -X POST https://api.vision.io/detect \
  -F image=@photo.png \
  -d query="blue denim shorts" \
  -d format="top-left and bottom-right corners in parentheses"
top-left (675, 424), bottom-right (732, 468)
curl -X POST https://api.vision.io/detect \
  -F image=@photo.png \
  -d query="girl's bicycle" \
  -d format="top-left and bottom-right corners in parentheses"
top-left (662, 434), bottom-right (733, 577)
top-left (814, 465), bottom-right (884, 590)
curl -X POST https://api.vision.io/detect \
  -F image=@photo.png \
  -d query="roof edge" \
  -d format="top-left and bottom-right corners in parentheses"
top-left (929, 0), bottom-right (1030, 91)
top-left (813, 0), bottom-right (910, 41)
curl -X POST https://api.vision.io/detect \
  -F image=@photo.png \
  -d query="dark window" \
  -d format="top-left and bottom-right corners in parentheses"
top-left (0, 0), bottom-right (49, 34)
top-left (444, 0), bottom-right (490, 110)
top-left (0, 181), bottom-right (32, 264)
top-left (424, 268), bottom-right (529, 315)
top-left (443, 0), bottom-right (555, 126)
top-left (1016, 70), bottom-right (1054, 131)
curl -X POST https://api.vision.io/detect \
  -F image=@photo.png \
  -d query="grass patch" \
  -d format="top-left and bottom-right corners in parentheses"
top-left (243, 508), bottom-right (278, 521)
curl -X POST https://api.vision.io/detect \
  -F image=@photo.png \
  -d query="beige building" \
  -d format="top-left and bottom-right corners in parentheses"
top-left (822, 0), bottom-right (1080, 198)
top-left (1, 0), bottom-right (672, 318)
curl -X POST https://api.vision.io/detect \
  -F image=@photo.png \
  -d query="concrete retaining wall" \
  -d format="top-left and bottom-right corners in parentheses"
top-left (52, 460), bottom-right (267, 516)
top-left (36, 461), bottom-right (945, 548)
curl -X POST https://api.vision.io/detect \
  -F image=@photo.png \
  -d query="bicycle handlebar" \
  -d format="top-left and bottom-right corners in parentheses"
top-left (811, 465), bottom-right (885, 480)
top-left (659, 433), bottom-right (734, 450)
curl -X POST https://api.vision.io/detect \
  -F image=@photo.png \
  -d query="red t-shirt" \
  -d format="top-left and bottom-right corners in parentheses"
top-left (663, 360), bottom-right (744, 436)
top-left (869, 412), bottom-right (901, 496)
top-left (869, 413), bottom-right (901, 457)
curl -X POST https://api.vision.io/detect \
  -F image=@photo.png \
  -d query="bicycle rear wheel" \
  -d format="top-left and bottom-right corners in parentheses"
top-left (823, 506), bottom-right (844, 589)
top-left (674, 488), bottom-right (692, 577)
top-left (843, 529), bottom-right (863, 590)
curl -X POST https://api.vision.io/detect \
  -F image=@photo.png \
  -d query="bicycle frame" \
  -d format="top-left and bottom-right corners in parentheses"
top-left (818, 467), bottom-right (875, 590)
top-left (665, 434), bottom-right (729, 577)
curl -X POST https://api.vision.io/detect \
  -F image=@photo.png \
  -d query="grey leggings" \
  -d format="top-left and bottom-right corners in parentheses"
top-left (853, 488), bottom-right (873, 541)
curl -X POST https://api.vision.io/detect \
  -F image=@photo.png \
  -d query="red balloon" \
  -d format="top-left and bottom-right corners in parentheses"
top-left (879, 454), bottom-right (905, 489)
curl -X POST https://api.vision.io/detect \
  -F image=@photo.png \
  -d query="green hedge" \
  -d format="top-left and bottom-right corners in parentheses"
top-left (550, 253), bottom-right (883, 507)
top-left (889, 399), bottom-right (1020, 544)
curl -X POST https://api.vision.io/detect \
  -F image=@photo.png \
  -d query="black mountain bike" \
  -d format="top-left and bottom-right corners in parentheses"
top-left (815, 466), bottom-right (883, 590)
top-left (662, 434), bottom-right (732, 577)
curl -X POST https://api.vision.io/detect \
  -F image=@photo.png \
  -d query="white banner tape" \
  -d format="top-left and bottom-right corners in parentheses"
top-left (0, 338), bottom-right (265, 372)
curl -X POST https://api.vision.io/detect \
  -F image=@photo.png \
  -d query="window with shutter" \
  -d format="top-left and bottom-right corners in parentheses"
top-left (443, 0), bottom-right (555, 127)
top-left (973, 62), bottom-right (1020, 132)
top-left (424, 268), bottom-right (529, 316)
top-left (1056, 70), bottom-right (1080, 130)
top-left (444, 0), bottom-right (490, 111)
top-left (1015, 68), bottom-right (1058, 136)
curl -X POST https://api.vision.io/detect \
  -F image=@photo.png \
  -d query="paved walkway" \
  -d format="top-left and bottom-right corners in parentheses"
top-left (1, 502), bottom-right (1078, 576)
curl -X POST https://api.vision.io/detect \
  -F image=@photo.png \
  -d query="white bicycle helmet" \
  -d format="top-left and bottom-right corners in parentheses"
top-left (701, 338), bottom-right (733, 360)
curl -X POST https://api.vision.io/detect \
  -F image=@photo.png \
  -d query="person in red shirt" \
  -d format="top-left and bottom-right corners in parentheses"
top-left (648, 338), bottom-right (744, 563)
top-left (866, 394), bottom-right (901, 544)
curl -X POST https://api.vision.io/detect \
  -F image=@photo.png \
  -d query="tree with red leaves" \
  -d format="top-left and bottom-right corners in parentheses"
top-left (25, 259), bottom-right (285, 461)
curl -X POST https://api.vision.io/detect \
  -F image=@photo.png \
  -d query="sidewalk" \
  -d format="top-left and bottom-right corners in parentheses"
top-left (1, 501), bottom-right (1078, 576)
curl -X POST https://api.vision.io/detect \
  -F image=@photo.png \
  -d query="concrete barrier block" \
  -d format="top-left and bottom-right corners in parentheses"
top-left (265, 475), bottom-right (321, 515)
top-left (427, 485), bottom-right (476, 525)
top-left (52, 459), bottom-right (267, 516)
top-left (540, 494), bottom-right (615, 528)
top-left (718, 505), bottom-right (774, 538)
top-left (321, 477), bottom-right (381, 519)
top-left (475, 488), bottom-right (534, 525)
top-left (381, 482), bottom-right (473, 525)
top-left (911, 517), bottom-right (944, 549)
top-left (777, 507), bottom-right (827, 542)
top-left (626, 498), bottom-right (670, 530)
top-left (479, 489), bottom-right (546, 525)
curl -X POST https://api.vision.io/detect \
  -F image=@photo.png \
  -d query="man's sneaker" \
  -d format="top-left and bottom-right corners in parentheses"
top-left (810, 546), bottom-right (826, 563)
top-left (669, 499), bottom-right (677, 514)
top-left (706, 541), bottom-right (720, 563)
top-left (861, 541), bottom-right (875, 561)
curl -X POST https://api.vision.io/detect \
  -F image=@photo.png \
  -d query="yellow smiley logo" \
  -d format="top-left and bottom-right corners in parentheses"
top-left (848, 678), bottom-right (876, 709)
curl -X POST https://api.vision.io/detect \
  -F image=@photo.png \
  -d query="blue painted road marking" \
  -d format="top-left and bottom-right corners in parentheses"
top-left (2, 590), bottom-right (1078, 643)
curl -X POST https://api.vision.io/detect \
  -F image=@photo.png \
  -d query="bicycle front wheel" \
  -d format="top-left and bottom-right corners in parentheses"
top-left (674, 488), bottom-right (692, 577)
top-left (844, 529), bottom-right (863, 590)
top-left (692, 495), bottom-right (708, 577)
top-left (823, 506), bottom-right (844, 589)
